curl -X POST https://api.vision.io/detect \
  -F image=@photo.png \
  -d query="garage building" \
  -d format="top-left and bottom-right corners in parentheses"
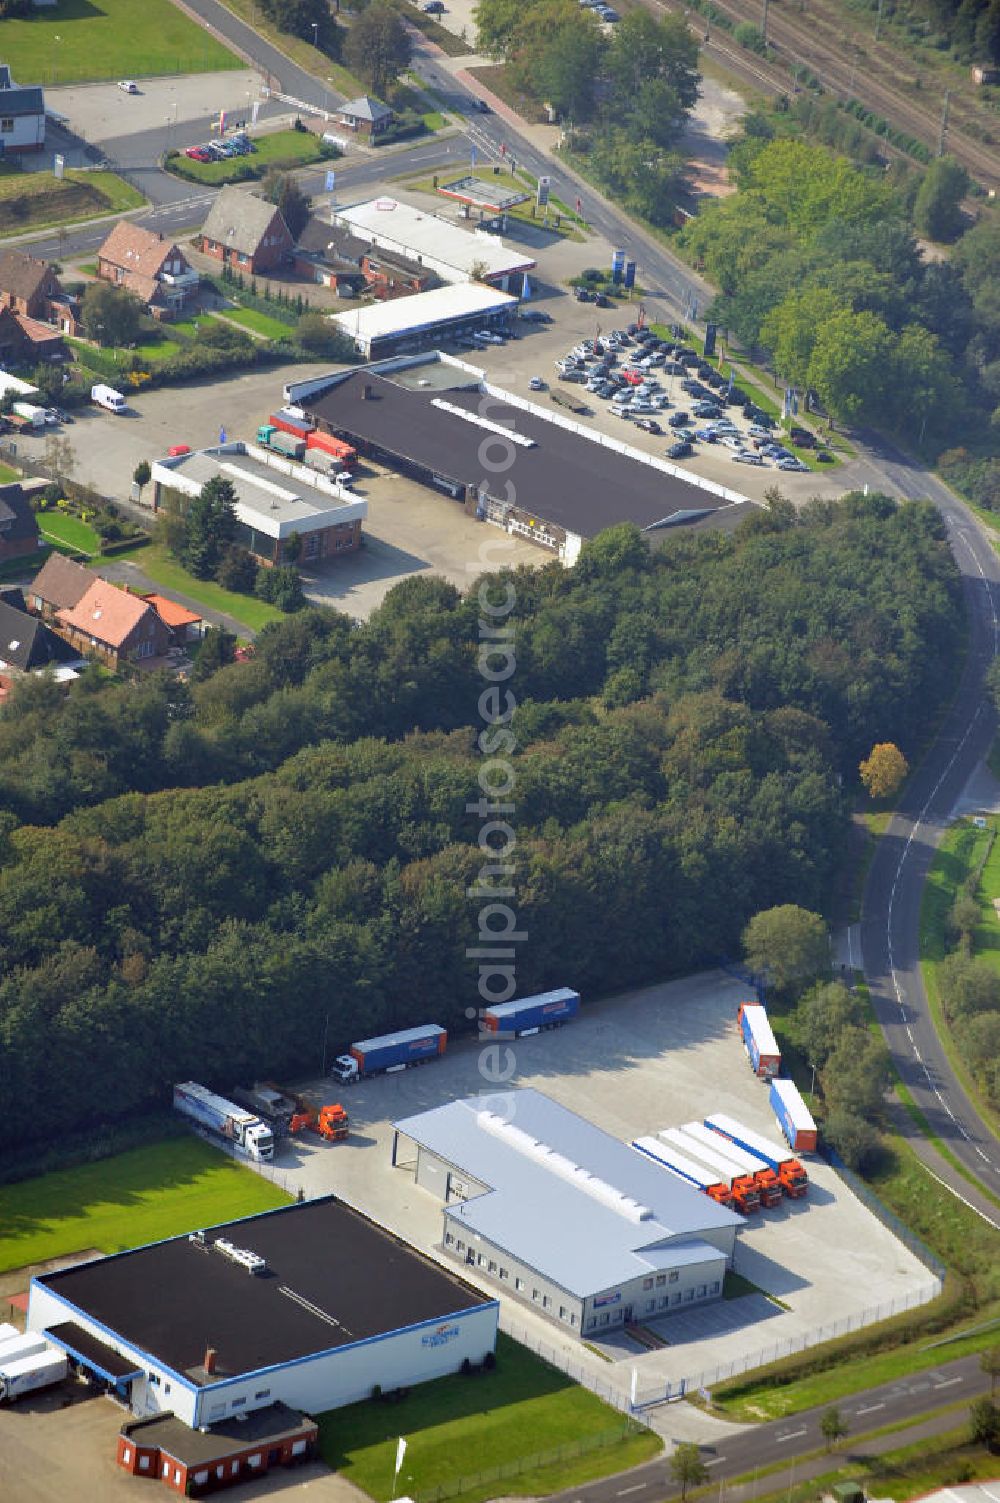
top-left (28, 1197), bottom-right (498, 1429)
top-left (393, 1090), bottom-right (741, 1335)
top-left (332, 284), bottom-right (517, 361)
top-left (332, 196), bottom-right (535, 291)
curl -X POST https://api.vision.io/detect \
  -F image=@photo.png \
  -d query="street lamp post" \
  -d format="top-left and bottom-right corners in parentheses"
top-left (312, 21), bottom-right (319, 49)
top-left (321, 1011), bottom-right (331, 1076)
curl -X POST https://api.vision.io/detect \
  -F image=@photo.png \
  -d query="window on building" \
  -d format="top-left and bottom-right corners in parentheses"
top-left (684, 1289), bottom-right (694, 1302)
top-left (254, 1389), bottom-right (271, 1401)
top-left (1, 119), bottom-right (14, 133)
top-left (559, 1306), bottom-right (568, 1320)
top-left (570, 1313), bottom-right (577, 1326)
top-left (658, 1296), bottom-right (668, 1310)
top-left (656, 1274), bottom-right (666, 1287)
top-left (444, 1232), bottom-right (454, 1246)
top-left (643, 1278), bottom-right (654, 1291)
top-left (232, 1397), bottom-right (246, 1409)
top-left (668, 1270), bottom-right (679, 1283)
top-left (542, 1295), bottom-right (552, 1309)
top-left (122, 1448), bottom-right (132, 1465)
top-left (711, 1281), bottom-right (721, 1295)
top-left (231, 1462), bottom-right (239, 1476)
top-left (586, 1317), bottom-right (597, 1331)
top-left (646, 1300), bottom-right (655, 1312)
top-left (599, 1313), bottom-right (610, 1326)
top-left (139, 1457), bottom-right (150, 1472)
top-left (532, 1289), bottom-right (540, 1303)
top-left (515, 1277), bottom-right (524, 1291)
top-left (671, 1292), bottom-right (681, 1306)
top-left (164, 1383), bottom-right (171, 1395)
top-left (194, 1471), bottom-right (209, 1486)
top-left (456, 1240), bottom-right (465, 1252)
top-left (163, 1463), bottom-right (170, 1478)
top-left (488, 1260), bottom-right (497, 1273)
top-left (697, 1285), bottom-right (707, 1298)
top-left (249, 1455), bottom-right (262, 1468)
top-left (499, 1267), bottom-right (509, 1281)
top-left (478, 1253), bottom-right (486, 1267)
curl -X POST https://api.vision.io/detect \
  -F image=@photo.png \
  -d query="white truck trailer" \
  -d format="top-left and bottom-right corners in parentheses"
top-left (0, 1331), bottom-right (68, 1403)
top-left (173, 1081), bottom-right (274, 1161)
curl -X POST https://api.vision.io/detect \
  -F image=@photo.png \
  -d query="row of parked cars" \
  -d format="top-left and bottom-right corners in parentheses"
top-left (579, 0), bottom-right (620, 20)
top-left (185, 131), bottom-right (256, 164)
top-left (552, 325), bottom-right (827, 468)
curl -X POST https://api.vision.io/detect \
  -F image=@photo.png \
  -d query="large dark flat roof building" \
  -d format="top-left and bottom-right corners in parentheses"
top-left (287, 357), bottom-right (750, 564)
top-left (29, 1196), bottom-right (498, 1430)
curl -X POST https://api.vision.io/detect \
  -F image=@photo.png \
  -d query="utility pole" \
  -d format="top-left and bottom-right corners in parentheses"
top-left (874, 0), bottom-right (884, 40)
top-left (762, 0), bottom-right (769, 45)
top-left (938, 89), bottom-right (951, 155)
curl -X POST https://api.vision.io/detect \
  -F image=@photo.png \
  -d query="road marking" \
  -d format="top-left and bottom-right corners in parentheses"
top-left (855, 1402), bottom-right (885, 1415)
top-left (775, 1428), bottom-right (807, 1443)
top-left (976, 1147), bottom-right (989, 1161)
top-left (934, 1377), bottom-right (963, 1388)
top-left (617, 1484), bottom-right (648, 1494)
top-left (704, 1458), bottom-right (726, 1469)
top-left (921, 1163), bottom-right (1000, 1229)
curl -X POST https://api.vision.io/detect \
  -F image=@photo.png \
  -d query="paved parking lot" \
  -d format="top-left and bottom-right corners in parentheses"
top-left (46, 71), bottom-right (269, 144)
top-left (262, 970), bottom-right (933, 1402)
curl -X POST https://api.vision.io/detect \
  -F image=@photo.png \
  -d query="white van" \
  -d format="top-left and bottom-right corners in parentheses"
top-left (91, 384), bottom-right (127, 414)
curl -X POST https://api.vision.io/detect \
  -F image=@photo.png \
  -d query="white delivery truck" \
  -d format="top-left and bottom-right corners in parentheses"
top-left (12, 401), bottom-right (47, 428)
top-left (91, 383), bottom-right (127, 413)
top-left (0, 1348), bottom-right (68, 1403)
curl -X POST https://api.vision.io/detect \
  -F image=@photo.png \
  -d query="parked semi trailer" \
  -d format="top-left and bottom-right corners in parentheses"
top-left (659, 1127), bottom-right (761, 1214)
top-left (0, 1344), bottom-right (67, 1403)
top-left (704, 1111), bottom-right (809, 1196)
top-left (679, 1120), bottom-right (782, 1206)
top-left (256, 424), bottom-right (306, 461)
top-left (329, 1024), bottom-right (447, 1085)
top-left (481, 988), bottom-right (580, 1038)
top-left (173, 1081), bottom-right (275, 1161)
top-left (737, 1002), bottom-right (781, 1080)
top-left (631, 1136), bottom-right (734, 1208)
top-left (769, 1079), bottom-right (818, 1152)
top-left (231, 1083), bottom-right (296, 1134)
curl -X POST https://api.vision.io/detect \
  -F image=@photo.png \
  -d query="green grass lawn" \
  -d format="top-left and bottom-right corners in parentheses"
top-left (0, 1138), bottom-right (289, 1276)
top-left (116, 543), bottom-right (285, 631)
top-left (37, 511), bottom-right (103, 558)
top-left (319, 1334), bottom-right (659, 1503)
top-left (0, 463), bottom-right (19, 484)
top-left (0, 0), bottom-right (239, 84)
top-left (131, 336), bottom-right (184, 363)
top-left (169, 128), bottom-right (331, 184)
top-left (0, 166), bottom-right (144, 235)
top-left (216, 307), bottom-right (294, 340)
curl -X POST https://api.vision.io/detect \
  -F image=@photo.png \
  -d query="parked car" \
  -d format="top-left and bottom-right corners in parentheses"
top-left (574, 286), bottom-right (595, 302)
top-left (732, 451), bottom-right (764, 465)
top-left (423, 0), bottom-right (445, 9)
top-left (529, 376), bottom-right (546, 390)
top-left (667, 440), bottom-right (693, 458)
top-left (668, 411), bottom-right (690, 427)
top-left (634, 418), bottom-right (662, 434)
top-left (790, 426), bottom-right (816, 447)
top-left (118, 79), bottom-right (138, 93)
top-left (520, 309), bottom-right (551, 323)
top-left (815, 449), bottom-right (834, 462)
top-left (186, 146), bottom-right (212, 161)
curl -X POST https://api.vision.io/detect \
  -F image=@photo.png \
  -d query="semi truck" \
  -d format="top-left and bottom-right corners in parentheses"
top-left (704, 1111), bottom-right (809, 1197)
top-left (769, 1079), bottom-right (818, 1153)
top-left (231, 1083), bottom-right (296, 1135)
top-left (173, 1081), bottom-right (275, 1161)
top-left (481, 988), bottom-right (580, 1038)
top-left (288, 1097), bottom-right (350, 1140)
top-left (270, 406), bottom-right (314, 440)
top-left (329, 1024), bottom-right (447, 1085)
top-left (631, 1136), bottom-right (734, 1208)
top-left (0, 1335), bottom-right (68, 1403)
top-left (305, 428), bottom-right (357, 471)
top-left (679, 1120), bottom-right (782, 1207)
top-left (659, 1127), bottom-right (762, 1214)
top-left (256, 424), bottom-right (306, 461)
top-left (738, 1002), bottom-right (781, 1080)
top-left (12, 401), bottom-right (47, 428)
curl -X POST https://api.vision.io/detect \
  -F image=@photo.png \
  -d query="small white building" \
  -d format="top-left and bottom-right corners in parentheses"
top-left (0, 64), bottom-right (45, 155)
top-left (150, 440), bottom-right (367, 566)
top-left (333, 283), bottom-right (517, 360)
top-left (332, 196), bottom-right (535, 292)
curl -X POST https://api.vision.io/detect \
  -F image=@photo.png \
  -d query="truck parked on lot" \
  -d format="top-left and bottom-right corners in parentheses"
top-left (288, 1099), bottom-right (350, 1140)
top-left (12, 401), bottom-right (47, 428)
top-left (270, 406), bottom-right (314, 440)
top-left (91, 384), bottom-right (127, 414)
top-left (769, 1079), bottom-right (818, 1153)
top-left (737, 1002), bottom-right (781, 1080)
top-left (256, 424), bottom-right (306, 461)
top-left (631, 1136), bottom-right (734, 1208)
top-left (305, 428), bottom-right (357, 471)
top-left (173, 1081), bottom-right (275, 1161)
top-left (481, 988), bottom-right (580, 1038)
top-left (329, 1024), bottom-right (447, 1085)
top-left (659, 1127), bottom-right (762, 1214)
top-left (0, 1332), bottom-right (68, 1403)
top-left (679, 1120), bottom-right (782, 1206)
top-left (704, 1111), bottom-right (809, 1196)
top-left (231, 1083), bottom-right (296, 1135)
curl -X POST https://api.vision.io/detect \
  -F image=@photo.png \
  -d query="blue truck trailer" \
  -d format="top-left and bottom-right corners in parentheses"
top-left (482, 988), bottom-right (581, 1037)
top-left (737, 1002), bottom-right (781, 1079)
top-left (329, 1024), bottom-right (447, 1084)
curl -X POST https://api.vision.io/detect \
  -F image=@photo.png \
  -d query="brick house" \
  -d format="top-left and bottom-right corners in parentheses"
top-left (27, 552), bottom-right (93, 620)
top-left (56, 579), bottom-right (172, 667)
top-left (116, 1403), bottom-right (318, 1493)
top-left (198, 187), bottom-right (293, 275)
top-left (140, 593), bottom-right (202, 648)
top-left (96, 222), bottom-right (200, 319)
top-left (336, 94), bottom-right (393, 140)
top-left (0, 247), bottom-right (81, 337)
top-left (0, 483), bottom-right (41, 564)
top-left (0, 587), bottom-right (81, 701)
top-left (294, 214), bottom-right (435, 300)
top-left (0, 304), bottom-right (64, 363)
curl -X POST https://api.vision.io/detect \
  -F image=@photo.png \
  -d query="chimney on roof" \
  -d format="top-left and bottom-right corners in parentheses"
top-left (362, 384), bottom-right (374, 401)
top-left (204, 1347), bottom-right (217, 1375)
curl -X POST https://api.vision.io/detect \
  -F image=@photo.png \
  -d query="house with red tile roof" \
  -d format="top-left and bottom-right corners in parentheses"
top-left (56, 579), bottom-right (171, 667)
top-left (96, 222), bottom-right (199, 318)
top-left (140, 593), bottom-right (202, 647)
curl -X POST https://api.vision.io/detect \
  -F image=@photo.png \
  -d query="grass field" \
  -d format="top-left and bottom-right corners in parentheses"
top-left (0, 0), bottom-right (239, 85)
top-left (116, 543), bottom-right (285, 631)
top-left (0, 1138), bottom-right (289, 1276)
top-left (168, 128), bottom-right (331, 185)
top-left (0, 167), bottom-right (144, 235)
top-left (919, 815), bottom-right (1000, 1138)
top-left (319, 1334), bottom-right (660, 1503)
top-left (217, 307), bottom-right (294, 340)
top-left (38, 511), bottom-right (103, 558)
top-left (0, 463), bottom-right (19, 484)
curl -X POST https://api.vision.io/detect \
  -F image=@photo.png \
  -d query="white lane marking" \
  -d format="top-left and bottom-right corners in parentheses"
top-left (775, 1428), bottom-right (807, 1443)
top-left (618, 1485), bottom-right (648, 1494)
top-left (855, 1402), bottom-right (885, 1415)
top-left (933, 1377), bottom-right (963, 1388)
top-left (704, 1458), bottom-right (726, 1468)
top-left (976, 1147), bottom-right (990, 1160)
top-left (922, 1163), bottom-right (1000, 1229)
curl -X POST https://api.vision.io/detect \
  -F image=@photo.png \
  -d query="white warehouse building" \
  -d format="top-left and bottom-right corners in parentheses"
top-left (393, 1089), bottom-right (742, 1335)
top-left (331, 196), bottom-right (536, 291)
top-left (27, 1198), bottom-right (498, 1428)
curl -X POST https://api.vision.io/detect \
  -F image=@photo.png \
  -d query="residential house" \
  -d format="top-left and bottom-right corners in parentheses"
top-left (198, 187), bottom-right (293, 275)
top-left (27, 552), bottom-right (94, 620)
top-left (55, 579), bottom-right (172, 667)
top-left (0, 64), bottom-right (44, 155)
top-left (0, 304), bottom-right (64, 363)
top-left (0, 483), bottom-right (42, 564)
top-left (140, 593), bottom-right (202, 648)
top-left (336, 95), bottom-right (394, 140)
top-left (0, 588), bottom-right (82, 700)
top-left (293, 214), bottom-right (435, 300)
top-left (0, 248), bottom-right (80, 334)
top-left (95, 222), bottom-right (200, 319)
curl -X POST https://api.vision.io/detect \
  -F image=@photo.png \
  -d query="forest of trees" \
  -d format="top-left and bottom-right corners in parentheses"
top-left (0, 498), bottom-right (962, 1147)
top-left (680, 133), bottom-right (1000, 452)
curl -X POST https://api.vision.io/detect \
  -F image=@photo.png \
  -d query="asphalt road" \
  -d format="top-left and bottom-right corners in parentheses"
top-left (549, 1352), bottom-right (990, 1503)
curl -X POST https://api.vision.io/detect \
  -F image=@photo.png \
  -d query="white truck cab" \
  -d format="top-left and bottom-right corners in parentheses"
top-left (329, 1055), bottom-right (360, 1084)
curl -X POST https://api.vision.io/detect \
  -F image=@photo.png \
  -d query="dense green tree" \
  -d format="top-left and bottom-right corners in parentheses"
top-left (820, 1406), bottom-right (848, 1450)
top-left (743, 905), bottom-right (829, 995)
top-left (969, 1397), bottom-right (1000, 1450)
top-left (761, 286), bottom-right (841, 387)
top-left (822, 1107), bottom-right (879, 1170)
top-left (913, 155), bottom-right (969, 243)
top-left (295, 312), bottom-right (355, 359)
top-left (260, 169), bottom-right (311, 239)
top-left (343, 2), bottom-right (410, 96)
top-left (806, 309), bottom-right (893, 424)
top-left (182, 476), bottom-right (238, 579)
top-left (822, 1026), bottom-right (893, 1121)
top-left (800, 981), bottom-right (865, 1069)
top-left (668, 1444), bottom-right (709, 1500)
top-left (79, 281), bottom-right (143, 348)
top-left (259, 0), bottom-right (340, 53)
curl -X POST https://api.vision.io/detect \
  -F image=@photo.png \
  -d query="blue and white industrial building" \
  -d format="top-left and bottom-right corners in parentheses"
top-left (393, 1089), bottom-right (742, 1335)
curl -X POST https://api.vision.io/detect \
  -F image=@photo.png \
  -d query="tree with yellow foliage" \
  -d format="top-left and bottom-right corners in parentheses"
top-left (859, 742), bottom-right (908, 800)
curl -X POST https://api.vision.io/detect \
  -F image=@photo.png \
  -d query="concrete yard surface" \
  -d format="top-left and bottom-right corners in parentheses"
top-left (267, 970), bottom-right (935, 1412)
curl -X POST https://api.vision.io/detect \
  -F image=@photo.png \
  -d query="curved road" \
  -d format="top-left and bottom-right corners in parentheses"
top-left (853, 439), bottom-right (1000, 1215)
